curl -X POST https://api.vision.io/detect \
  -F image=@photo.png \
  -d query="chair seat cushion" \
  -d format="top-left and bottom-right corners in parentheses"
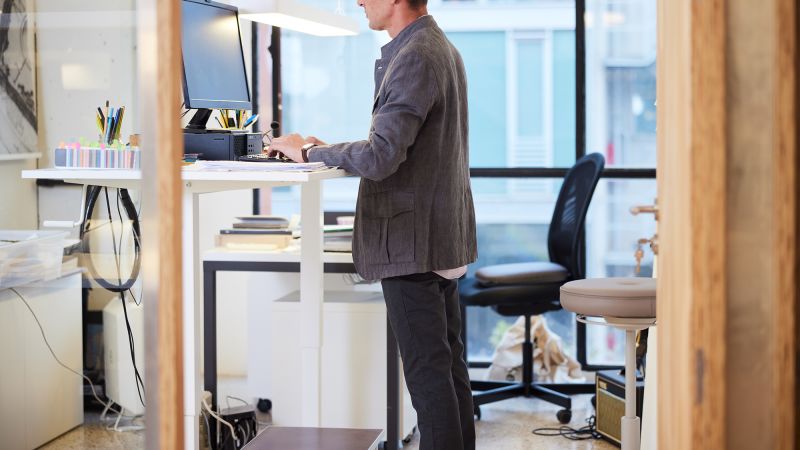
top-left (475, 262), bottom-right (569, 286)
top-left (459, 277), bottom-right (563, 315)
top-left (560, 277), bottom-right (656, 318)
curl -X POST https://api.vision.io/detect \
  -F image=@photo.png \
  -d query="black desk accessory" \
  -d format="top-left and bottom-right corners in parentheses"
top-left (183, 129), bottom-right (262, 161)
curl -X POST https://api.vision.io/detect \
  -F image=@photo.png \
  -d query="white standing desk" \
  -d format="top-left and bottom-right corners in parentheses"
top-left (201, 248), bottom-right (408, 450)
top-left (22, 167), bottom-right (348, 450)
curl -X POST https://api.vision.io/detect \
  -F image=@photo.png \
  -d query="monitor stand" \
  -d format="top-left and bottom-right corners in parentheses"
top-left (185, 108), bottom-right (213, 132)
top-left (184, 108), bottom-right (247, 134)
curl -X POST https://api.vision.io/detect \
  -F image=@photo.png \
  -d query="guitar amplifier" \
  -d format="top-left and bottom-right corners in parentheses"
top-left (595, 370), bottom-right (645, 446)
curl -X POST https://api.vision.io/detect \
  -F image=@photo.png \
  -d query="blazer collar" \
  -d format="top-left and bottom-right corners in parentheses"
top-left (380, 15), bottom-right (435, 60)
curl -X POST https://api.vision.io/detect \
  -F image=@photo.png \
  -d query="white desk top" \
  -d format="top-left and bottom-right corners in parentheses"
top-left (203, 246), bottom-right (354, 264)
top-left (21, 167), bottom-right (349, 191)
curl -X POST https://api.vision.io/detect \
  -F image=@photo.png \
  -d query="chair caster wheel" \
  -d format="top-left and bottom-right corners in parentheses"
top-left (474, 405), bottom-right (482, 421)
top-left (557, 409), bottom-right (572, 424)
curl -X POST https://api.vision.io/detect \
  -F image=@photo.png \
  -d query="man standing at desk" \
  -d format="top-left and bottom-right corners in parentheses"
top-left (269, 0), bottom-right (477, 448)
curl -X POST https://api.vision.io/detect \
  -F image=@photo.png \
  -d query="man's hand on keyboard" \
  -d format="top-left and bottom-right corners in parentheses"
top-left (269, 133), bottom-right (305, 163)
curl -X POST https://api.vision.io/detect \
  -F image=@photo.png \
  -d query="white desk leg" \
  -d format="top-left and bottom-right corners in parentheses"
top-left (183, 187), bottom-right (201, 450)
top-left (300, 180), bottom-right (323, 427)
top-left (640, 326), bottom-right (657, 450)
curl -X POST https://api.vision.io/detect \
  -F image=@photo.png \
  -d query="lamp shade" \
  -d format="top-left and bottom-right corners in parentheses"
top-left (232, 0), bottom-right (359, 36)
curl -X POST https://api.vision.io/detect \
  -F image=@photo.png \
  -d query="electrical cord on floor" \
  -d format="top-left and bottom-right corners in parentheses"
top-left (532, 415), bottom-right (602, 441)
top-left (9, 287), bottom-right (138, 421)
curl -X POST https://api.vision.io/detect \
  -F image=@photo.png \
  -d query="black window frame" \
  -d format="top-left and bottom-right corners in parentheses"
top-left (467, 0), bottom-right (656, 372)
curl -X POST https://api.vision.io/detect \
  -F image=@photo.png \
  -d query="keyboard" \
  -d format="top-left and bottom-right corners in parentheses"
top-left (238, 153), bottom-right (291, 163)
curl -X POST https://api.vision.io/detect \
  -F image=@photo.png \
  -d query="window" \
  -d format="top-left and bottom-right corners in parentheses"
top-left (586, 0), bottom-right (657, 168)
top-left (271, 0), bottom-right (657, 370)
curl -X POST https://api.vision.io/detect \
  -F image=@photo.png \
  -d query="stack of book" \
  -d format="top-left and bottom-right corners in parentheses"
top-left (323, 225), bottom-right (353, 253)
top-left (215, 216), bottom-right (294, 250)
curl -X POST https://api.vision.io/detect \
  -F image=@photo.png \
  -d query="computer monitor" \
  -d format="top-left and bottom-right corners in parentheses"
top-left (181, 0), bottom-right (251, 130)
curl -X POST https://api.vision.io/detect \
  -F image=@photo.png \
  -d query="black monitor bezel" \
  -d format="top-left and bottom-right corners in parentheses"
top-left (181, 0), bottom-right (252, 111)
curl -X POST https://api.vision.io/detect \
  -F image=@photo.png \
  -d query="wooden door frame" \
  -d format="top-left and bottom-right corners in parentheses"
top-left (138, 0), bottom-right (185, 448)
top-left (657, 0), bottom-right (796, 448)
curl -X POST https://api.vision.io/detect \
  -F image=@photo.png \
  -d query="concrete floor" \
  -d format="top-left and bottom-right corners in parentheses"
top-left (403, 394), bottom-right (616, 450)
top-left (40, 393), bottom-right (616, 449)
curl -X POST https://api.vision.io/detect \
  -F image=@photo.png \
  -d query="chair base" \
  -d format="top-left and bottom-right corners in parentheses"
top-left (470, 379), bottom-right (573, 423)
top-left (467, 315), bottom-right (575, 424)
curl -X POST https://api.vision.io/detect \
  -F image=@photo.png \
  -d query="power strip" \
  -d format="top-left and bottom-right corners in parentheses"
top-left (218, 404), bottom-right (257, 450)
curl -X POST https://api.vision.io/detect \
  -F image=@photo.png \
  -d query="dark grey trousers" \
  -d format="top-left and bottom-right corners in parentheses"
top-left (381, 272), bottom-right (475, 450)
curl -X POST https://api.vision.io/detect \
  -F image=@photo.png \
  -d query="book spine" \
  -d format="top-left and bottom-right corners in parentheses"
top-left (215, 234), bottom-right (292, 247)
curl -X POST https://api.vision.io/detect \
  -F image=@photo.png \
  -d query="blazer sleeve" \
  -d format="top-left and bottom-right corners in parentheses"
top-left (307, 51), bottom-right (439, 181)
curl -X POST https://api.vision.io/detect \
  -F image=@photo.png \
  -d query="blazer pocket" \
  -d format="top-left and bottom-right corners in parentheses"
top-left (362, 191), bottom-right (415, 265)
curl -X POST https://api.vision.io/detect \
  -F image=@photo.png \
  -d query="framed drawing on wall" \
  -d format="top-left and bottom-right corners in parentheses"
top-left (0, 0), bottom-right (38, 160)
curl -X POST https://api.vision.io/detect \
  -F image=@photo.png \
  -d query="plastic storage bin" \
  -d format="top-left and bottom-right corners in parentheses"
top-left (0, 230), bottom-right (67, 289)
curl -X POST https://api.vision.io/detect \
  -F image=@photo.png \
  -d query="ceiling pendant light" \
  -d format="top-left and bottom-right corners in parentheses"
top-left (231, 0), bottom-right (359, 37)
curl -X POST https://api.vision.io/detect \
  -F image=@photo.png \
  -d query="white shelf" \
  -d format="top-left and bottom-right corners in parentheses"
top-left (21, 168), bottom-right (141, 189)
top-left (21, 167), bottom-right (349, 191)
top-left (203, 246), bottom-right (353, 264)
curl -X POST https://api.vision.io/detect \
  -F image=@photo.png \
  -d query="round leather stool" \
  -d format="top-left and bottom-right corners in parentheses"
top-left (560, 277), bottom-right (656, 450)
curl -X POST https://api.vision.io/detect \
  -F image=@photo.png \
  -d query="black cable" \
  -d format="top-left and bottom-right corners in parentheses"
top-left (105, 187), bottom-right (146, 408)
top-left (128, 288), bottom-right (142, 306)
top-left (532, 415), bottom-right (602, 441)
top-left (115, 190), bottom-right (143, 307)
top-left (115, 190), bottom-right (126, 268)
top-left (120, 291), bottom-right (146, 407)
top-left (113, 190), bottom-right (145, 396)
top-left (80, 186), bottom-right (141, 293)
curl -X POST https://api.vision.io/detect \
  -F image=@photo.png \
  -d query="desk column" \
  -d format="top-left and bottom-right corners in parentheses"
top-left (300, 180), bottom-right (324, 426)
top-left (182, 186), bottom-right (202, 450)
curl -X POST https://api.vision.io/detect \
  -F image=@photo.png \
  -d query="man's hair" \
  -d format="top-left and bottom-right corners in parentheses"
top-left (407, 0), bottom-right (428, 8)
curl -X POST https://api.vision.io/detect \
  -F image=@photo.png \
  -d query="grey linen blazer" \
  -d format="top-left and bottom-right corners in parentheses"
top-left (308, 16), bottom-right (477, 280)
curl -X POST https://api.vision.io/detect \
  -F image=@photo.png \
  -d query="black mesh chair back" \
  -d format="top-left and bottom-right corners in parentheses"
top-left (547, 153), bottom-right (605, 280)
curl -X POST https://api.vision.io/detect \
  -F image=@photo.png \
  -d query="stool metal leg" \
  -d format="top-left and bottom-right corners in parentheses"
top-left (622, 329), bottom-right (640, 450)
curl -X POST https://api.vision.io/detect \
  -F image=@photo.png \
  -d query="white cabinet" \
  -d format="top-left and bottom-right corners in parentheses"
top-left (271, 291), bottom-right (417, 440)
top-left (0, 272), bottom-right (83, 449)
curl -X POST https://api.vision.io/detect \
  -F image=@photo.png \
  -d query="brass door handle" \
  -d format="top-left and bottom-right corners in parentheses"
top-left (630, 203), bottom-right (659, 221)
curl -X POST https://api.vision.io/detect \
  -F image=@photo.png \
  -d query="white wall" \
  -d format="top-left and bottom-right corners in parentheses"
top-left (0, 159), bottom-right (37, 229)
top-left (1, 2), bottom-right (137, 234)
top-left (36, 0), bottom-right (138, 167)
top-left (33, 0), bottom-right (139, 313)
top-left (26, 1), bottom-right (256, 390)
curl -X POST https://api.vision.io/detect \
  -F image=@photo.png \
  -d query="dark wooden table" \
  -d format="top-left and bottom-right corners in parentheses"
top-left (242, 427), bottom-right (383, 450)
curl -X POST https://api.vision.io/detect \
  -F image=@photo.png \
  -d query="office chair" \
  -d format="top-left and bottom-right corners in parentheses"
top-left (458, 152), bottom-right (605, 423)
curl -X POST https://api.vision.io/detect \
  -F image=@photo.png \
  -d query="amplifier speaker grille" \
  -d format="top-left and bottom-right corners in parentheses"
top-left (596, 388), bottom-right (624, 444)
